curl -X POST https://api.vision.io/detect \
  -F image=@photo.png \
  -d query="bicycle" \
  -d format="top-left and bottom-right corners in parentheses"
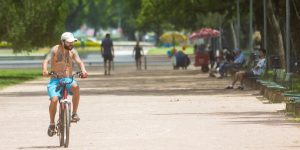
top-left (48, 71), bottom-right (82, 148)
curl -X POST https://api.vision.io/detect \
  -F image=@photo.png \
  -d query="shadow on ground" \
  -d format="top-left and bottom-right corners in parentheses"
top-left (0, 70), bottom-right (257, 97)
top-left (18, 146), bottom-right (61, 149)
top-left (152, 110), bottom-right (300, 127)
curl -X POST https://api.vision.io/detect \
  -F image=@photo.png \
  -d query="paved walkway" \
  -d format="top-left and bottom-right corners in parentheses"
top-left (1, 67), bottom-right (300, 149)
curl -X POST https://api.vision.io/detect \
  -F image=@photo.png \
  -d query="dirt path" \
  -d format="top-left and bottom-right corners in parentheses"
top-left (1, 66), bottom-right (300, 150)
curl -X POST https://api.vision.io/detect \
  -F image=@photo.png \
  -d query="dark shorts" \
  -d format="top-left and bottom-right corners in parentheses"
top-left (245, 70), bottom-right (257, 77)
top-left (103, 54), bottom-right (113, 62)
top-left (135, 55), bottom-right (142, 61)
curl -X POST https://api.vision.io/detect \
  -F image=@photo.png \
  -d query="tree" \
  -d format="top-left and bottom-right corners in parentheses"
top-left (0, 0), bottom-right (68, 52)
top-left (65, 0), bottom-right (91, 32)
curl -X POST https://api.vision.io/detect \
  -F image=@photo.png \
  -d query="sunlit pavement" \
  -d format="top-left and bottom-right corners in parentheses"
top-left (1, 67), bottom-right (300, 150)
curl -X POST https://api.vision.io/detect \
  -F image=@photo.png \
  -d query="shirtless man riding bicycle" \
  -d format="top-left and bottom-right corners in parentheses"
top-left (42, 32), bottom-right (88, 137)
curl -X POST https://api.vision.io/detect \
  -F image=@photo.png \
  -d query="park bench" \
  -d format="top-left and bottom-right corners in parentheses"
top-left (282, 73), bottom-right (300, 116)
top-left (256, 69), bottom-right (286, 101)
top-left (264, 72), bottom-right (292, 102)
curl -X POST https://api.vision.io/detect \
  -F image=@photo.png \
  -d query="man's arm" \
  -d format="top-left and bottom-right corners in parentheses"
top-left (132, 48), bottom-right (135, 57)
top-left (254, 59), bottom-right (266, 70)
top-left (234, 53), bottom-right (245, 64)
top-left (72, 50), bottom-right (88, 77)
top-left (111, 41), bottom-right (114, 57)
top-left (100, 43), bottom-right (103, 55)
top-left (42, 46), bottom-right (55, 76)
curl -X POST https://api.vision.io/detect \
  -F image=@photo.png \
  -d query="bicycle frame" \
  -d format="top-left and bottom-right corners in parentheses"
top-left (60, 83), bottom-right (71, 110)
top-left (57, 81), bottom-right (72, 148)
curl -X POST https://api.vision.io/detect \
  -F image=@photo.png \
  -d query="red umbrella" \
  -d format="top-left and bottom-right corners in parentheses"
top-left (189, 28), bottom-right (220, 40)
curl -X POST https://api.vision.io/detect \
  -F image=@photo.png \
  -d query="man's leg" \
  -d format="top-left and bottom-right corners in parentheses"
top-left (108, 60), bottom-right (111, 75)
top-left (49, 96), bottom-right (59, 124)
top-left (104, 60), bottom-right (107, 75)
top-left (71, 84), bottom-right (80, 121)
top-left (240, 72), bottom-right (246, 87)
top-left (135, 59), bottom-right (139, 70)
top-left (226, 72), bottom-right (239, 89)
top-left (48, 96), bottom-right (58, 136)
top-left (218, 63), bottom-right (228, 77)
top-left (222, 63), bottom-right (233, 77)
top-left (231, 72), bottom-right (241, 87)
top-left (138, 58), bottom-right (142, 70)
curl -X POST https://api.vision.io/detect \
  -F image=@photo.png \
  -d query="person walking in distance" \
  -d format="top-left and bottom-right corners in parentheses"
top-left (101, 33), bottom-right (114, 75)
top-left (132, 41), bottom-right (144, 70)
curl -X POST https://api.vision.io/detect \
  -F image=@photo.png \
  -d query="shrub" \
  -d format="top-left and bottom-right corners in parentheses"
top-left (0, 41), bottom-right (12, 48)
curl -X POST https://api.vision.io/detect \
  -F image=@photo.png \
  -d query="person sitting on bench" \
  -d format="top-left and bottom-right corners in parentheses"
top-left (218, 48), bottom-right (245, 78)
top-left (225, 48), bottom-right (266, 90)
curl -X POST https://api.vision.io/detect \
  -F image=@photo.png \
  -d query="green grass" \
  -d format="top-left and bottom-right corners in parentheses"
top-left (147, 47), bottom-right (194, 55)
top-left (0, 69), bottom-right (41, 89)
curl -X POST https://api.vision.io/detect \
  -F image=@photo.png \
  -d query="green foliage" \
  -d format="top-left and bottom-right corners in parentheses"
top-left (74, 41), bottom-right (100, 47)
top-left (137, 0), bottom-right (235, 32)
top-left (65, 0), bottom-right (91, 31)
top-left (0, 0), bottom-right (68, 52)
top-left (195, 12), bottom-right (227, 29)
top-left (0, 41), bottom-right (12, 48)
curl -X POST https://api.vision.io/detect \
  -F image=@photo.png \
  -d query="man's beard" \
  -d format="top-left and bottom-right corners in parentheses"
top-left (64, 45), bottom-right (73, 50)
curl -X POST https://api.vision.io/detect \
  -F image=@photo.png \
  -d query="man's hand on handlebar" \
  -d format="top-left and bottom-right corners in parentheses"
top-left (80, 71), bottom-right (88, 78)
top-left (43, 70), bottom-right (49, 76)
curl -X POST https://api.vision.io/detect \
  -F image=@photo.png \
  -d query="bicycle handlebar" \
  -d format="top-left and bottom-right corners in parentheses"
top-left (48, 71), bottom-right (82, 78)
top-left (48, 71), bottom-right (82, 85)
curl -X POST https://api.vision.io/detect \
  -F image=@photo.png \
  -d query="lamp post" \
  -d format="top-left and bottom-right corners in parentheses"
top-left (286, 0), bottom-right (291, 73)
top-left (263, 0), bottom-right (267, 50)
top-left (249, 0), bottom-right (253, 51)
top-left (237, 0), bottom-right (240, 49)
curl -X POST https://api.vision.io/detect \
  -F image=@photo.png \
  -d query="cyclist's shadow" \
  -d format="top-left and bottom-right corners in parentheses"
top-left (18, 145), bottom-right (61, 149)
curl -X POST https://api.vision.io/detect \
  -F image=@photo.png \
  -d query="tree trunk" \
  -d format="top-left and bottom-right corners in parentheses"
top-left (154, 25), bottom-right (162, 46)
top-left (267, 0), bottom-right (286, 68)
top-left (230, 21), bottom-right (238, 49)
top-left (291, 0), bottom-right (300, 66)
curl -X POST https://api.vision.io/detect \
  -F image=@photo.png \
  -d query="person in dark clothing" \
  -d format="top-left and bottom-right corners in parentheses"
top-left (173, 47), bottom-right (190, 70)
top-left (132, 41), bottom-right (144, 70)
top-left (218, 48), bottom-right (245, 78)
top-left (101, 33), bottom-right (114, 75)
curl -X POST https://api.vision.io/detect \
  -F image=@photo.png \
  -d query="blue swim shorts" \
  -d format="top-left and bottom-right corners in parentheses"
top-left (47, 78), bottom-right (78, 100)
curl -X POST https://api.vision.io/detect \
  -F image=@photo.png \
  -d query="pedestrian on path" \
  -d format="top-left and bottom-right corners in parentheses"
top-left (132, 41), bottom-right (144, 70)
top-left (42, 32), bottom-right (88, 137)
top-left (101, 33), bottom-right (114, 75)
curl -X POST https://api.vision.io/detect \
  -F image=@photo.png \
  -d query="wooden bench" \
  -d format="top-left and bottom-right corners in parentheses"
top-left (256, 69), bottom-right (286, 102)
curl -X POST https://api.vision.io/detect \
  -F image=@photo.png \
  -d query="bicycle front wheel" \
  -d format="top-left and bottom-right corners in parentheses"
top-left (59, 104), bottom-right (64, 147)
top-left (63, 103), bottom-right (71, 148)
top-left (58, 102), bottom-right (71, 148)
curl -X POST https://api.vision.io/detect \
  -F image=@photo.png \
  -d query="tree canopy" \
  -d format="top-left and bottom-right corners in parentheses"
top-left (0, 0), bottom-right (67, 52)
top-left (1, 0), bottom-right (300, 67)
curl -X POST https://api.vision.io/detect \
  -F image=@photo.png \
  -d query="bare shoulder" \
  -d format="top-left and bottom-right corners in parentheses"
top-left (50, 45), bottom-right (60, 53)
top-left (70, 48), bottom-right (79, 55)
top-left (70, 48), bottom-right (81, 60)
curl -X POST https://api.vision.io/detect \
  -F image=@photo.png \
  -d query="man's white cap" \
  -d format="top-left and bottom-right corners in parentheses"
top-left (61, 32), bottom-right (77, 42)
